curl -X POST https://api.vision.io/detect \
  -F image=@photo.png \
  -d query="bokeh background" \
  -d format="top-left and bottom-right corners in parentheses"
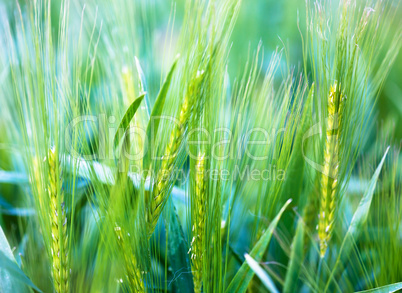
top-left (1, 0), bottom-right (400, 136)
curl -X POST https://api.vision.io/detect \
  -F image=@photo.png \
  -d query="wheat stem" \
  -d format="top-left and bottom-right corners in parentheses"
top-left (47, 149), bottom-right (69, 293)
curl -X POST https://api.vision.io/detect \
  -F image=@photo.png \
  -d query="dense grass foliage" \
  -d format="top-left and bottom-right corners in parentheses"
top-left (0, 0), bottom-right (401, 292)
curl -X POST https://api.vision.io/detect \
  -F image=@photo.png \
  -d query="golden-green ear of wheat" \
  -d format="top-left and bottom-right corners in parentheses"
top-left (318, 82), bottom-right (345, 258)
top-left (146, 95), bottom-right (191, 238)
top-left (190, 152), bottom-right (206, 293)
top-left (146, 73), bottom-right (204, 239)
top-left (114, 225), bottom-right (145, 292)
top-left (47, 149), bottom-right (69, 293)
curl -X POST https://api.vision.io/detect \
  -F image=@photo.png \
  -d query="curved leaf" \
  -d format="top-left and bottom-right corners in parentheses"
top-left (143, 55), bottom-right (180, 170)
top-left (355, 282), bottom-right (402, 293)
top-left (325, 147), bottom-right (390, 291)
top-left (283, 219), bottom-right (304, 293)
top-left (225, 199), bottom-right (292, 293)
top-left (135, 56), bottom-right (147, 96)
top-left (113, 93), bottom-right (146, 152)
top-left (0, 226), bottom-right (42, 292)
top-left (244, 254), bottom-right (279, 293)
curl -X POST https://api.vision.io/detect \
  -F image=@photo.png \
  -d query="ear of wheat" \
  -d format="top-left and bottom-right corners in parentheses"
top-left (318, 82), bottom-right (344, 257)
top-left (114, 225), bottom-right (145, 292)
top-left (190, 152), bottom-right (206, 293)
top-left (47, 149), bottom-right (69, 293)
top-left (146, 73), bottom-right (204, 239)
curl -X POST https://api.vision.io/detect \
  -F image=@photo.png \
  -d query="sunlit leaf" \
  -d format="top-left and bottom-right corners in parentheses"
top-left (0, 226), bottom-right (42, 292)
top-left (325, 147), bottom-right (390, 290)
top-left (283, 219), bottom-right (304, 293)
top-left (355, 282), bottom-right (402, 293)
top-left (225, 199), bottom-right (292, 293)
top-left (143, 55), bottom-right (179, 170)
top-left (244, 253), bottom-right (279, 293)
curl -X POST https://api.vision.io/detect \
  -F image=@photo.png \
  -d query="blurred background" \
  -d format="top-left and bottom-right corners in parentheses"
top-left (1, 0), bottom-right (400, 137)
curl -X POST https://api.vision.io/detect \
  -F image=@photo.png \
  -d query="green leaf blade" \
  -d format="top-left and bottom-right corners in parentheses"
top-left (0, 226), bottom-right (42, 292)
top-left (355, 282), bottom-right (402, 293)
top-left (113, 93), bottom-right (146, 152)
top-left (283, 219), bottom-right (304, 293)
top-left (143, 55), bottom-right (180, 170)
top-left (244, 254), bottom-right (279, 293)
top-left (225, 199), bottom-right (292, 293)
top-left (325, 147), bottom-right (390, 291)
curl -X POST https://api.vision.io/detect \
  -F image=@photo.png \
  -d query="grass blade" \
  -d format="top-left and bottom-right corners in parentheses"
top-left (135, 56), bottom-right (147, 95)
top-left (355, 282), bottom-right (402, 293)
top-left (244, 253), bottom-right (279, 293)
top-left (325, 147), bottom-right (390, 291)
top-left (143, 55), bottom-right (180, 170)
top-left (283, 219), bottom-right (304, 293)
top-left (0, 226), bottom-right (42, 292)
top-left (113, 93), bottom-right (146, 152)
top-left (225, 199), bottom-right (292, 293)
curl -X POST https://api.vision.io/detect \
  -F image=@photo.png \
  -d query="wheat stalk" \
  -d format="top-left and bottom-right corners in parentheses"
top-left (318, 82), bottom-right (344, 257)
top-left (47, 149), bottom-right (69, 293)
top-left (114, 226), bottom-right (145, 292)
top-left (190, 152), bottom-right (206, 293)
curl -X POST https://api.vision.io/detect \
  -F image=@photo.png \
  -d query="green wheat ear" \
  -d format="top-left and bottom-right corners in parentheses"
top-left (47, 149), bottom-right (69, 293)
top-left (146, 95), bottom-right (191, 238)
top-left (190, 152), bottom-right (206, 293)
top-left (146, 73), bottom-right (204, 239)
top-left (114, 225), bottom-right (145, 292)
top-left (318, 82), bottom-right (345, 258)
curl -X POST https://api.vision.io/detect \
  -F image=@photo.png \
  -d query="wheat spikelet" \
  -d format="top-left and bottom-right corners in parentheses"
top-left (190, 153), bottom-right (206, 293)
top-left (146, 73), bottom-right (204, 239)
top-left (47, 149), bottom-right (69, 293)
top-left (318, 83), bottom-right (343, 257)
top-left (114, 226), bottom-right (145, 292)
